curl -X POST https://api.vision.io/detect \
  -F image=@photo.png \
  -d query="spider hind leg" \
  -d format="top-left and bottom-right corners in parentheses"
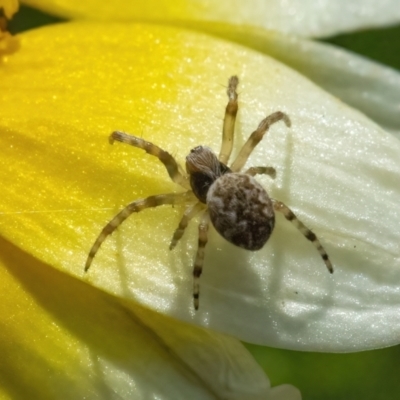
top-left (169, 202), bottom-right (204, 250)
top-left (193, 211), bottom-right (210, 310)
top-left (273, 200), bottom-right (333, 273)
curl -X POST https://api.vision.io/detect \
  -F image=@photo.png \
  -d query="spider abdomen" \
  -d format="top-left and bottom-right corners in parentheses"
top-left (206, 173), bottom-right (275, 250)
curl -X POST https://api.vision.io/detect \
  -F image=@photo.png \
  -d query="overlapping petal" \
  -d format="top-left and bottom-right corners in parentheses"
top-left (0, 236), bottom-right (287, 399)
top-left (1, 22), bottom-right (400, 353)
top-left (21, 0), bottom-right (400, 38)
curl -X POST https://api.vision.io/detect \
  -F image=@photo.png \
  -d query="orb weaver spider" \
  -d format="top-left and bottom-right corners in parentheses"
top-left (85, 76), bottom-right (333, 310)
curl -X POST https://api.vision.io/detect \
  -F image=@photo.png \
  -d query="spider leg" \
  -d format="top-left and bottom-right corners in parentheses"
top-left (244, 166), bottom-right (276, 179)
top-left (169, 201), bottom-right (205, 250)
top-left (218, 76), bottom-right (239, 165)
top-left (193, 211), bottom-right (210, 310)
top-left (85, 191), bottom-right (191, 272)
top-left (110, 131), bottom-right (189, 189)
top-left (230, 111), bottom-right (291, 172)
top-left (273, 200), bottom-right (333, 273)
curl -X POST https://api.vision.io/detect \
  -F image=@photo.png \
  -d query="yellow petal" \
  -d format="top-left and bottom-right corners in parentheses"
top-left (22, 0), bottom-right (400, 37)
top-left (0, 236), bottom-right (277, 399)
top-left (1, 22), bottom-right (400, 352)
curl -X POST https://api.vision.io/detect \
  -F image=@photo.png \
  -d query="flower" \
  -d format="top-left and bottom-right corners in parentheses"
top-left (1, 1), bottom-right (400, 398)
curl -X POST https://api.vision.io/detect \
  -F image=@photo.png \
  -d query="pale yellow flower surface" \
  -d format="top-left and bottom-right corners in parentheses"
top-left (1, 22), bottom-right (400, 354)
top-left (21, 0), bottom-right (400, 37)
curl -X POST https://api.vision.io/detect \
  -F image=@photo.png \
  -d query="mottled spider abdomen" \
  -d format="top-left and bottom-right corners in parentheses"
top-left (206, 173), bottom-right (275, 250)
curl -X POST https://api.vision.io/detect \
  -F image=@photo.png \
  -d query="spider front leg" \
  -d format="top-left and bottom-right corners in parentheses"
top-left (244, 166), bottom-right (276, 179)
top-left (272, 200), bottom-right (333, 273)
top-left (110, 131), bottom-right (189, 189)
top-left (85, 191), bottom-right (191, 272)
top-left (218, 76), bottom-right (239, 165)
top-left (230, 111), bottom-right (291, 172)
top-left (193, 211), bottom-right (210, 310)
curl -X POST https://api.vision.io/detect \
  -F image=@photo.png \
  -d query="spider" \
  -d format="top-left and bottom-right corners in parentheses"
top-left (85, 76), bottom-right (333, 310)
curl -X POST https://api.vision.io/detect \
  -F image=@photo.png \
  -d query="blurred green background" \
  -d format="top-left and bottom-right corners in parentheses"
top-left (6, 5), bottom-right (400, 400)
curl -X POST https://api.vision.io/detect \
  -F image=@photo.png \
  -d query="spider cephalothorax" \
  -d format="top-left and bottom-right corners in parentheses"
top-left (85, 76), bottom-right (333, 310)
top-left (186, 145), bottom-right (231, 203)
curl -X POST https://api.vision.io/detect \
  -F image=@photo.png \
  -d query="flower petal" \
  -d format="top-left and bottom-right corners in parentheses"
top-left (21, 0), bottom-right (400, 38)
top-left (1, 22), bottom-right (400, 351)
top-left (0, 235), bottom-right (279, 399)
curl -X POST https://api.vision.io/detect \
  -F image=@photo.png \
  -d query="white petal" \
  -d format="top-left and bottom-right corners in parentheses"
top-left (254, 0), bottom-right (400, 38)
top-left (21, 0), bottom-right (400, 37)
top-left (262, 37), bottom-right (400, 135)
